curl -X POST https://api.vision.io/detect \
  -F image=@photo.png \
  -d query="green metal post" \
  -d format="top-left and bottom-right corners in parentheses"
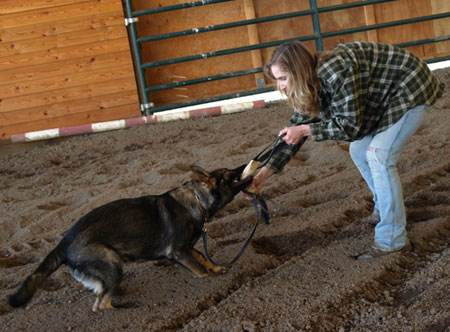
top-left (309, 0), bottom-right (324, 51)
top-left (123, 0), bottom-right (153, 115)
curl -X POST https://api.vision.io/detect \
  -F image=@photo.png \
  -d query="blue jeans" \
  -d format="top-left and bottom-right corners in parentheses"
top-left (349, 105), bottom-right (429, 251)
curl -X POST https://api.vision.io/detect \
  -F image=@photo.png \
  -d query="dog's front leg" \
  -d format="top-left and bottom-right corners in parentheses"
top-left (173, 249), bottom-right (228, 278)
top-left (173, 250), bottom-right (209, 278)
top-left (190, 249), bottom-right (229, 275)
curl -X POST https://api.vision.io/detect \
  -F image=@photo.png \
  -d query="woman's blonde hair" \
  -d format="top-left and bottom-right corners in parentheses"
top-left (265, 41), bottom-right (332, 116)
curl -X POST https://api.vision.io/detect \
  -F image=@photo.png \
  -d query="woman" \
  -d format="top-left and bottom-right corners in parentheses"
top-left (249, 41), bottom-right (444, 259)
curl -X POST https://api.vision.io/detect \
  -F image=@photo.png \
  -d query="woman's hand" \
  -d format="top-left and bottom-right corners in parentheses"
top-left (279, 125), bottom-right (311, 145)
top-left (242, 167), bottom-right (274, 200)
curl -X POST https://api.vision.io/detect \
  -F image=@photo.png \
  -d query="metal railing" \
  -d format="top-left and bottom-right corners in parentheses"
top-left (123, 0), bottom-right (450, 114)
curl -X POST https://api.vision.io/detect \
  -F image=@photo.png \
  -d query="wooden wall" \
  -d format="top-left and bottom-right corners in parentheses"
top-left (1, 0), bottom-right (448, 139)
top-left (0, 0), bottom-right (140, 140)
top-left (133, 0), bottom-right (449, 110)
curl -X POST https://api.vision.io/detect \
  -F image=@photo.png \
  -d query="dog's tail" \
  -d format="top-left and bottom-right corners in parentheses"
top-left (8, 242), bottom-right (67, 308)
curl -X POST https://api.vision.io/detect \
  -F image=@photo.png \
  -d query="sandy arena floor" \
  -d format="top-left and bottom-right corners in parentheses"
top-left (0, 67), bottom-right (449, 332)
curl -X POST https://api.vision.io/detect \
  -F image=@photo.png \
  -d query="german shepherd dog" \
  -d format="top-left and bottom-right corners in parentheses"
top-left (8, 165), bottom-right (252, 312)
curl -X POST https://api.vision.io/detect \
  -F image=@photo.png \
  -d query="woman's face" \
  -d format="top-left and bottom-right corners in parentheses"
top-left (271, 64), bottom-right (290, 93)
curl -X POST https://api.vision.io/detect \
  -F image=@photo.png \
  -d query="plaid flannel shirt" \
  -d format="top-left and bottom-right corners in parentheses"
top-left (266, 42), bottom-right (445, 173)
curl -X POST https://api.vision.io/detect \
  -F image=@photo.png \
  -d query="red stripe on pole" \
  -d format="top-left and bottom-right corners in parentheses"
top-left (143, 115), bottom-right (158, 124)
top-left (253, 100), bottom-right (265, 108)
top-left (189, 106), bottom-right (222, 118)
top-left (10, 133), bottom-right (26, 143)
top-left (60, 124), bottom-right (92, 137)
top-left (8, 100), bottom-right (266, 143)
top-left (125, 117), bottom-right (147, 127)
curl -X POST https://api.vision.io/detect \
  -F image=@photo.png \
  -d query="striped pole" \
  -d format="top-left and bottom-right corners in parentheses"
top-left (10, 100), bottom-right (265, 143)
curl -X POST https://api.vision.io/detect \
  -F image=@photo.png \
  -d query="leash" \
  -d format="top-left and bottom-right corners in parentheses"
top-left (202, 133), bottom-right (309, 268)
top-left (201, 197), bottom-right (266, 268)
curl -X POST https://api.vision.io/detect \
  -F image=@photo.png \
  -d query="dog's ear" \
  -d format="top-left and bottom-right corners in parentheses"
top-left (190, 166), bottom-right (216, 186)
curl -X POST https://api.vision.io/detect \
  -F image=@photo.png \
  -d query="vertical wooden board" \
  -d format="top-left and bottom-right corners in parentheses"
top-left (363, 4), bottom-right (379, 43)
top-left (244, 0), bottom-right (265, 85)
top-left (318, 5), bottom-right (372, 47)
top-left (241, 0), bottom-right (313, 66)
top-left (430, 0), bottom-right (450, 56)
top-left (319, 6), bottom-right (367, 33)
top-left (373, 0), bottom-right (436, 57)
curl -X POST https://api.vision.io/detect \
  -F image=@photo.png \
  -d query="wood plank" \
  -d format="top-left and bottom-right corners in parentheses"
top-left (0, 77), bottom-right (137, 113)
top-left (243, 0), bottom-right (265, 87)
top-left (0, 90), bottom-right (139, 127)
top-left (0, 38), bottom-right (131, 71)
top-left (0, 0), bottom-right (123, 29)
top-left (0, 63), bottom-right (135, 99)
top-left (430, 0), bottom-right (450, 56)
top-left (363, 4), bottom-right (379, 43)
top-left (0, 51), bottom-right (133, 86)
top-left (374, 0), bottom-right (435, 57)
top-left (0, 25), bottom-right (127, 57)
top-left (0, 103), bottom-right (141, 140)
top-left (0, 11), bottom-right (124, 43)
top-left (0, 0), bottom-right (89, 15)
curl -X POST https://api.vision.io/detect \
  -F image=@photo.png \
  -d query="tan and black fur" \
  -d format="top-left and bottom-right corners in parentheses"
top-left (8, 165), bottom-right (252, 312)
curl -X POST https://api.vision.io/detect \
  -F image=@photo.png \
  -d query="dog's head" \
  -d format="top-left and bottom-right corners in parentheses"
top-left (190, 165), bottom-right (253, 215)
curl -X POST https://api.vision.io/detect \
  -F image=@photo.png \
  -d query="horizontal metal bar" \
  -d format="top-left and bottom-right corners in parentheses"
top-left (147, 35), bottom-right (450, 93)
top-left (149, 87), bottom-right (275, 113)
top-left (149, 48), bottom-right (448, 113)
top-left (142, 35), bottom-right (317, 69)
top-left (137, 10), bottom-right (314, 44)
top-left (137, 0), bottom-right (395, 44)
top-left (141, 10), bottom-right (450, 69)
top-left (395, 35), bottom-right (450, 48)
top-left (146, 68), bottom-right (263, 93)
top-left (318, 0), bottom-right (395, 14)
top-left (132, 0), bottom-right (233, 17)
top-left (425, 55), bottom-right (450, 64)
top-left (322, 12), bottom-right (450, 38)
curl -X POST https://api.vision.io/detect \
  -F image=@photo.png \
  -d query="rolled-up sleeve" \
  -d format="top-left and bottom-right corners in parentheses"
top-left (264, 110), bottom-right (313, 173)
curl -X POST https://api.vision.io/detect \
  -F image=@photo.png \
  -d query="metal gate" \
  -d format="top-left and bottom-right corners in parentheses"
top-left (123, 0), bottom-right (450, 115)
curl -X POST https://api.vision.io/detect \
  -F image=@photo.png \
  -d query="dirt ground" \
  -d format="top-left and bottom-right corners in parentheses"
top-left (0, 67), bottom-right (449, 332)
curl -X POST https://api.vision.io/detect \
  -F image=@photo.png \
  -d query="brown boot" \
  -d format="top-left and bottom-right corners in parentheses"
top-left (357, 240), bottom-right (412, 260)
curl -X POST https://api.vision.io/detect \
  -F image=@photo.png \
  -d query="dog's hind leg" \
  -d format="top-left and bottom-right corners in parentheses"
top-left (68, 244), bottom-right (123, 312)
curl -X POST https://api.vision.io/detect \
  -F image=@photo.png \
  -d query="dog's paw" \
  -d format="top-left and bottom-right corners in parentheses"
top-left (209, 265), bottom-right (229, 275)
